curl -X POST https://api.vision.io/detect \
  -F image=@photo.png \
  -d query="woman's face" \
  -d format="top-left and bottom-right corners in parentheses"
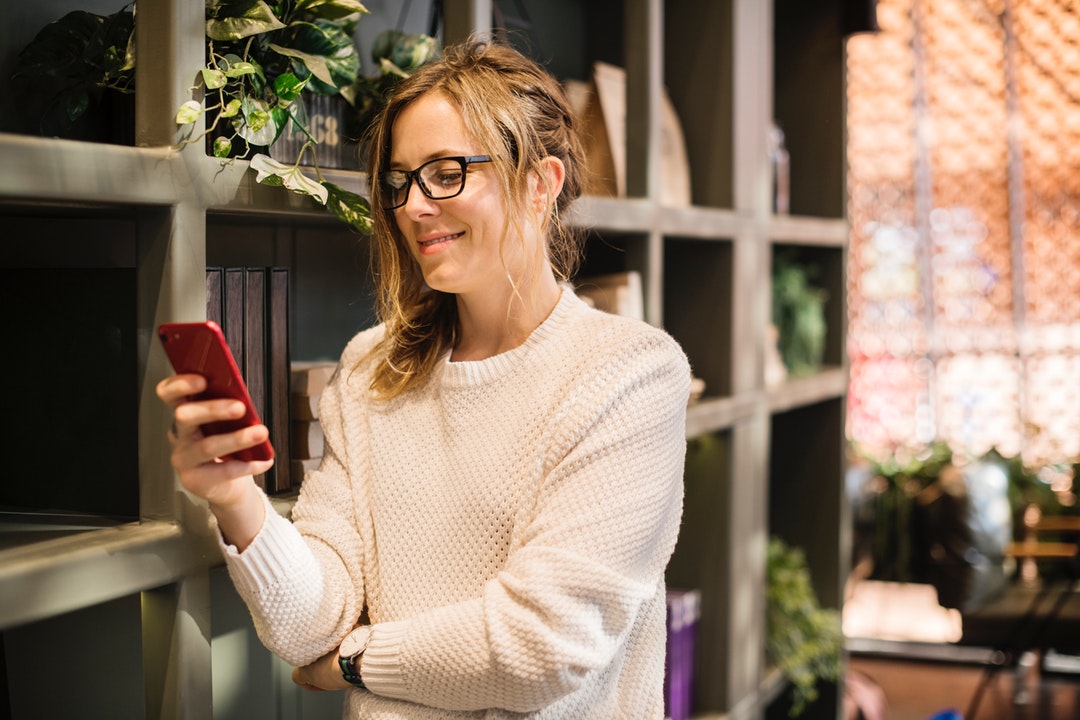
top-left (389, 91), bottom-right (523, 298)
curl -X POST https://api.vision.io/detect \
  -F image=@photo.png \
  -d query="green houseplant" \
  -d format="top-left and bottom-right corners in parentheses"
top-left (9, 4), bottom-right (135, 141)
top-left (174, 2), bottom-right (440, 234)
top-left (766, 536), bottom-right (843, 717)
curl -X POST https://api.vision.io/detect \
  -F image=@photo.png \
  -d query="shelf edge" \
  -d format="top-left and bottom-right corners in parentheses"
top-left (0, 520), bottom-right (215, 630)
top-left (766, 366), bottom-right (848, 414)
top-left (0, 133), bottom-right (189, 207)
top-left (768, 215), bottom-right (849, 247)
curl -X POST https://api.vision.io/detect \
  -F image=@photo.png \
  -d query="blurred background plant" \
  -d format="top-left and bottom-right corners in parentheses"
top-left (766, 536), bottom-right (843, 717)
top-left (772, 250), bottom-right (828, 378)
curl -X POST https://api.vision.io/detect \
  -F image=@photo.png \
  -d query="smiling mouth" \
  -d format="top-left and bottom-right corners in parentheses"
top-left (419, 231), bottom-right (463, 248)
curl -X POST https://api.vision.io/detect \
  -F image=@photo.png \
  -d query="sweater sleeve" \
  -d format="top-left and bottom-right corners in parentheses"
top-left (219, 359), bottom-right (370, 667)
top-left (360, 329), bottom-right (691, 712)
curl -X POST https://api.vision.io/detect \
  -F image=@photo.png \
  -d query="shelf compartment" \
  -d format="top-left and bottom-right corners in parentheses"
top-left (768, 397), bottom-right (847, 611)
top-left (770, 243), bottom-right (847, 372)
top-left (666, 430), bottom-right (734, 715)
top-left (665, 0), bottom-right (736, 210)
top-left (4, 590), bottom-right (144, 716)
top-left (664, 237), bottom-right (734, 400)
top-left (773, 0), bottom-right (846, 219)
top-left (0, 520), bottom-right (214, 630)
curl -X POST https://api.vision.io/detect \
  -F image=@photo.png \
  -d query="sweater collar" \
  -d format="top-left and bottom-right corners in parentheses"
top-left (439, 289), bottom-right (585, 387)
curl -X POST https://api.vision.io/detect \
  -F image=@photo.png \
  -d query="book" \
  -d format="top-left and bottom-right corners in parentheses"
top-left (575, 271), bottom-right (644, 321)
top-left (665, 589), bottom-right (701, 720)
top-left (291, 361), bottom-right (337, 396)
top-left (291, 392), bottom-right (321, 422)
top-left (265, 267), bottom-right (292, 492)
top-left (206, 267), bottom-right (223, 327)
top-left (222, 267), bottom-right (246, 370)
top-left (291, 421), bottom-right (325, 460)
top-left (243, 268), bottom-right (268, 490)
top-left (291, 457), bottom-right (321, 480)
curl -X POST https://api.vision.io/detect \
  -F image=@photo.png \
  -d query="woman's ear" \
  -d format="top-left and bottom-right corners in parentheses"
top-left (530, 156), bottom-right (566, 215)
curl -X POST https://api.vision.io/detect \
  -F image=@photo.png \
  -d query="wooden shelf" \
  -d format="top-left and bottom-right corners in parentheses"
top-left (768, 215), bottom-right (849, 247)
top-left (686, 393), bottom-right (759, 438)
top-left (767, 366), bottom-right (848, 414)
top-left (0, 520), bottom-right (214, 631)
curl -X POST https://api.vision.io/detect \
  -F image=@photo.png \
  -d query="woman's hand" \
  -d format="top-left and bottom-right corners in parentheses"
top-left (292, 649), bottom-right (352, 692)
top-left (156, 373), bottom-right (273, 549)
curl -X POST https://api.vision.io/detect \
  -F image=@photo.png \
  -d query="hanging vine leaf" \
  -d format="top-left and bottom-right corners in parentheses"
top-left (323, 181), bottom-right (373, 234)
top-left (250, 154), bottom-right (329, 204)
top-left (206, 0), bottom-right (286, 41)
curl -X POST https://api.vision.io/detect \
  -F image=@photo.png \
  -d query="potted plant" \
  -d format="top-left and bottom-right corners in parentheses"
top-left (174, 1), bottom-right (440, 234)
top-left (9, 3), bottom-right (135, 143)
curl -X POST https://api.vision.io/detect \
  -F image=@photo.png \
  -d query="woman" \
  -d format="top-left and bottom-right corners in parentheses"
top-left (158, 40), bottom-right (691, 718)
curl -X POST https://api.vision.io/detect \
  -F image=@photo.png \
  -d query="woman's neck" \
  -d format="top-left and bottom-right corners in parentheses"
top-left (450, 270), bottom-right (562, 362)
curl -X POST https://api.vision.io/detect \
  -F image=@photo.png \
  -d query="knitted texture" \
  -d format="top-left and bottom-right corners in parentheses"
top-left (221, 290), bottom-right (691, 718)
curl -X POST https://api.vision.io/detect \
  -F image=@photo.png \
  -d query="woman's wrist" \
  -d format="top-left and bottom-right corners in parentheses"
top-left (209, 478), bottom-right (267, 551)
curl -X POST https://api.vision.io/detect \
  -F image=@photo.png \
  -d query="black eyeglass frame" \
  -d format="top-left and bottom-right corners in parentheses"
top-left (378, 155), bottom-right (493, 210)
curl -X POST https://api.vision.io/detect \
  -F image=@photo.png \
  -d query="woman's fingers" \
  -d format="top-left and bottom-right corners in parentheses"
top-left (155, 373), bottom-right (206, 407)
top-left (171, 422), bottom-right (270, 466)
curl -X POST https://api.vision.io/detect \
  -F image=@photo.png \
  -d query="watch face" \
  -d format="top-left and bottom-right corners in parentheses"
top-left (339, 625), bottom-right (372, 658)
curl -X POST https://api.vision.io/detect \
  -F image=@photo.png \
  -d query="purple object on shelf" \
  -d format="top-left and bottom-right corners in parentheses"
top-left (665, 589), bottom-right (701, 720)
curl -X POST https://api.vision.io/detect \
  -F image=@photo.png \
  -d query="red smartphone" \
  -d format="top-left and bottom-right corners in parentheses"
top-left (158, 321), bottom-right (274, 462)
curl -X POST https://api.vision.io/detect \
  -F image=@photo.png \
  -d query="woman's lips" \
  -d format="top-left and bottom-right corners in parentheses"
top-left (418, 231), bottom-right (463, 250)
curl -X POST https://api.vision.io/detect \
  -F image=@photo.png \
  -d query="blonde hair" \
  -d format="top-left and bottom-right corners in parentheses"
top-left (360, 39), bottom-right (586, 399)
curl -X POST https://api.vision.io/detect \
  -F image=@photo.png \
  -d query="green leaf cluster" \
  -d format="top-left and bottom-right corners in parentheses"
top-left (181, 0), bottom-right (367, 158)
top-left (766, 536), bottom-right (843, 717)
top-left (772, 251), bottom-right (828, 377)
top-left (10, 4), bottom-right (135, 138)
top-left (173, 3), bottom-right (438, 234)
top-left (350, 29), bottom-right (441, 134)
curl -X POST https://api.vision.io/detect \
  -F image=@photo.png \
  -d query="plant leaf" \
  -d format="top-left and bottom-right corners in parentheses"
top-left (213, 136), bottom-right (233, 158)
top-left (250, 154), bottom-right (329, 204)
top-left (235, 96), bottom-right (277, 145)
top-left (220, 98), bottom-right (242, 118)
top-left (323, 181), bottom-right (373, 234)
top-left (269, 20), bottom-right (359, 94)
top-left (175, 100), bottom-right (204, 125)
top-left (273, 72), bottom-right (308, 104)
top-left (223, 61), bottom-right (258, 78)
top-left (295, 0), bottom-right (369, 20)
top-left (206, 0), bottom-right (286, 41)
top-left (201, 68), bottom-right (228, 89)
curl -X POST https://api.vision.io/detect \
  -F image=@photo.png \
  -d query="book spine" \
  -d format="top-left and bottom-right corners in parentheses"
top-left (244, 268), bottom-right (267, 490)
top-left (222, 268), bottom-right (245, 371)
top-left (291, 421), bottom-right (325, 460)
top-left (206, 267), bottom-right (223, 326)
top-left (266, 267), bottom-right (292, 493)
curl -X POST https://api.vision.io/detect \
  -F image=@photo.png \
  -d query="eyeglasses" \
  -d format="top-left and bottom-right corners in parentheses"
top-left (378, 155), bottom-right (493, 210)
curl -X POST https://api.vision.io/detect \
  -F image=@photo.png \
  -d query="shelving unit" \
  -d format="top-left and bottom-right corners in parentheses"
top-left (0, 0), bottom-right (849, 718)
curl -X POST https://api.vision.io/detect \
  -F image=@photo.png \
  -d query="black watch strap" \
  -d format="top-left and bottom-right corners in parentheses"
top-left (338, 651), bottom-right (366, 688)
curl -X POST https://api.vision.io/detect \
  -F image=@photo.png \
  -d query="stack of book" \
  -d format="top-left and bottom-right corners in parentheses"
top-left (289, 361), bottom-right (337, 482)
top-left (206, 267), bottom-right (292, 493)
top-left (665, 589), bottom-right (701, 720)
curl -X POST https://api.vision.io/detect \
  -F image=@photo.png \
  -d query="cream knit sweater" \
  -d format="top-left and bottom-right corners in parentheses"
top-left (221, 290), bottom-right (691, 718)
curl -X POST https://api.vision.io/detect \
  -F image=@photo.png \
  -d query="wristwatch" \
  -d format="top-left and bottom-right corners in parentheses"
top-left (338, 625), bottom-right (372, 688)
